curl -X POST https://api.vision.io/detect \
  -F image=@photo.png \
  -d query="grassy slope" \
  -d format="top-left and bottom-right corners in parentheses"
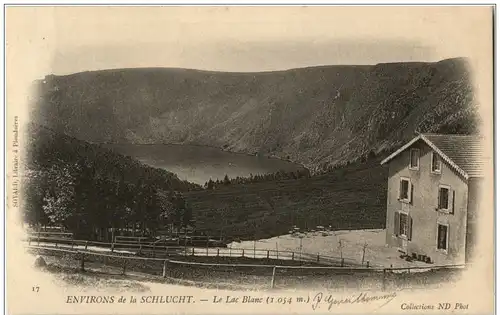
top-left (185, 157), bottom-right (388, 241)
top-left (32, 58), bottom-right (479, 170)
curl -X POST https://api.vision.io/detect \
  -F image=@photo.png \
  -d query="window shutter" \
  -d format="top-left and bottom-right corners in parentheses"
top-left (437, 188), bottom-right (441, 210)
top-left (451, 190), bottom-right (455, 214)
top-left (399, 180), bottom-right (403, 200)
top-left (410, 183), bottom-right (414, 204)
top-left (408, 215), bottom-right (413, 241)
top-left (394, 212), bottom-right (400, 236)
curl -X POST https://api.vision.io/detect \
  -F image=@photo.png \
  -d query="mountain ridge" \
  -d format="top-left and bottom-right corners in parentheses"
top-left (31, 57), bottom-right (479, 171)
top-left (40, 57), bottom-right (463, 77)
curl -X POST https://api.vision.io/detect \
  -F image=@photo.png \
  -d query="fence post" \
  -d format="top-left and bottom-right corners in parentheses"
top-left (162, 260), bottom-right (168, 278)
top-left (341, 258), bottom-right (344, 267)
top-left (85, 241), bottom-right (89, 250)
top-left (366, 261), bottom-right (370, 268)
top-left (242, 249), bottom-right (245, 257)
top-left (217, 248), bottom-right (220, 257)
top-left (111, 242), bottom-right (115, 253)
top-left (382, 269), bottom-right (386, 291)
top-left (291, 252), bottom-right (294, 261)
top-left (317, 253), bottom-right (320, 263)
top-left (80, 252), bottom-right (85, 271)
top-left (192, 247), bottom-right (195, 256)
top-left (270, 266), bottom-right (277, 289)
top-left (71, 240), bottom-right (74, 249)
top-left (361, 242), bottom-right (367, 265)
top-left (206, 236), bottom-right (209, 256)
top-left (55, 239), bottom-right (58, 248)
top-left (267, 250), bottom-right (270, 259)
top-left (122, 259), bottom-right (127, 275)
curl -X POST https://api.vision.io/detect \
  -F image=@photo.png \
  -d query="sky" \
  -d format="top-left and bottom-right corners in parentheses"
top-left (51, 39), bottom-right (435, 74)
top-left (6, 6), bottom-right (492, 78)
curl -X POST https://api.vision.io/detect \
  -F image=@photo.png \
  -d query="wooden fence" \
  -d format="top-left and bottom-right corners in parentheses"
top-left (25, 236), bottom-right (361, 267)
top-left (27, 246), bottom-right (467, 291)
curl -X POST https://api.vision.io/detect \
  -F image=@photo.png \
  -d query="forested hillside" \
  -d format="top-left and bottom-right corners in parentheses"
top-left (185, 156), bottom-right (388, 241)
top-left (21, 123), bottom-right (388, 241)
top-left (22, 124), bottom-right (200, 239)
top-left (32, 57), bottom-right (479, 171)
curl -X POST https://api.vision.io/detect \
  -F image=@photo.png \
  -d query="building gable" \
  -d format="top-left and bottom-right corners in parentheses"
top-left (381, 134), bottom-right (486, 180)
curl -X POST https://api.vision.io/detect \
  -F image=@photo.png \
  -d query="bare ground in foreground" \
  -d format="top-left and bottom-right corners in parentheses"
top-left (34, 251), bottom-right (464, 294)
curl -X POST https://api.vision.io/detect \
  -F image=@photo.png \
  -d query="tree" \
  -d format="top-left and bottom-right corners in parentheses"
top-left (157, 189), bottom-right (175, 226)
top-left (223, 174), bottom-right (230, 185)
top-left (206, 178), bottom-right (215, 190)
top-left (22, 170), bottom-right (50, 227)
top-left (69, 161), bottom-right (102, 238)
top-left (41, 164), bottom-right (76, 227)
top-left (143, 185), bottom-right (161, 236)
top-left (183, 201), bottom-right (193, 228)
top-left (172, 192), bottom-right (186, 229)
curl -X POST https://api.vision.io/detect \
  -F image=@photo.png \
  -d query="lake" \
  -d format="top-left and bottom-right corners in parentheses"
top-left (104, 144), bottom-right (306, 185)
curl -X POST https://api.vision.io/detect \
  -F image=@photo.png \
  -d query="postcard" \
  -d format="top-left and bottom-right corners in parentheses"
top-left (5, 5), bottom-right (495, 315)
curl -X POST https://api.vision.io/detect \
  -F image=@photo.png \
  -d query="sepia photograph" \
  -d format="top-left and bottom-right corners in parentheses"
top-left (4, 5), bottom-right (495, 315)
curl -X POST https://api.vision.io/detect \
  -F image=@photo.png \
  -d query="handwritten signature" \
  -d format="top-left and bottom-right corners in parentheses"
top-left (311, 292), bottom-right (398, 311)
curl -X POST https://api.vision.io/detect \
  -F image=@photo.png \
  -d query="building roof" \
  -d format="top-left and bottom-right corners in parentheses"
top-left (380, 133), bottom-right (489, 179)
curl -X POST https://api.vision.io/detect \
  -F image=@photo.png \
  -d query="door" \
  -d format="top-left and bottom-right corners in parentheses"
top-left (400, 238), bottom-right (408, 253)
top-left (396, 212), bottom-right (410, 253)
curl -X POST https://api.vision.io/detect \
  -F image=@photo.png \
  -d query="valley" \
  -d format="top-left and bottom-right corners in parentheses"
top-left (24, 57), bottom-right (479, 242)
top-left (32, 58), bottom-right (478, 171)
top-left (104, 143), bottom-right (306, 185)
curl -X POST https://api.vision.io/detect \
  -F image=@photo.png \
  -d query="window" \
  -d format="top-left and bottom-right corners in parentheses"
top-left (438, 187), bottom-right (449, 209)
top-left (431, 152), bottom-right (441, 173)
top-left (399, 213), bottom-right (408, 236)
top-left (409, 149), bottom-right (420, 170)
top-left (437, 185), bottom-right (454, 213)
top-left (437, 224), bottom-right (448, 251)
top-left (399, 178), bottom-right (412, 203)
top-left (394, 212), bottom-right (413, 240)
